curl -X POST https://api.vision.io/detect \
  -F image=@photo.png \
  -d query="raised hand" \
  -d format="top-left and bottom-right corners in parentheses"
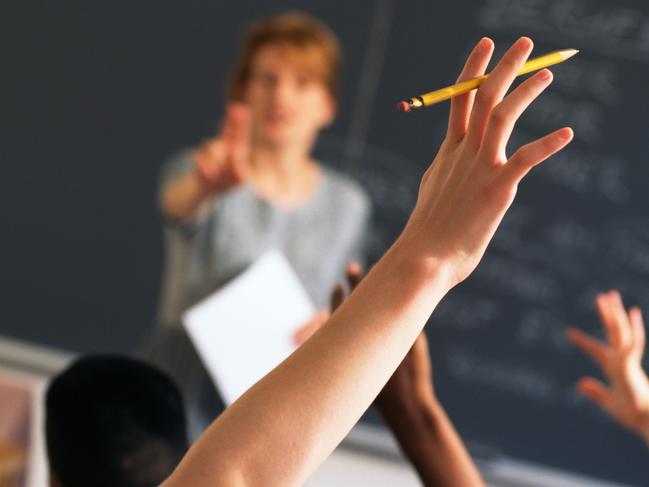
top-left (161, 38), bottom-right (574, 487)
top-left (330, 265), bottom-right (483, 486)
top-left (567, 290), bottom-right (649, 442)
top-left (193, 103), bottom-right (251, 195)
top-left (401, 37), bottom-right (573, 287)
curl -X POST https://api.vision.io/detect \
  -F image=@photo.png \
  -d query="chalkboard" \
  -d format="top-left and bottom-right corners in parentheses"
top-left (318, 1), bottom-right (649, 484)
top-left (3, 0), bottom-right (649, 485)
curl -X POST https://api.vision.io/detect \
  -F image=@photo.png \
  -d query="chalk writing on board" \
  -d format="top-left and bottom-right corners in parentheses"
top-left (524, 93), bottom-right (604, 143)
top-left (545, 219), bottom-right (598, 257)
top-left (477, 0), bottom-right (649, 62)
top-left (527, 145), bottom-right (629, 204)
top-left (473, 255), bottom-right (563, 304)
top-left (443, 345), bottom-right (625, 422)
top-left (516, 307), bottom-right (572, 353)
top-left (491, 206), bottom-right (534, 249)
top-left (431, 294), bottom-right (501, 331)
top-left (604, 217), bottom-right (649, 278)
top-left (445, 346), bottom-right (561, 402)
top-left (551, 60), bottom-right (620, 103)
top-left (357, 145), bottom-right (421, 259)
top-left (315, 133), bottom-right (421, 259)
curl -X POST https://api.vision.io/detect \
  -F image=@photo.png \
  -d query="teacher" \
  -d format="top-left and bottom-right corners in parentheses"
top-left (147, 12), bottom-right (371, 437)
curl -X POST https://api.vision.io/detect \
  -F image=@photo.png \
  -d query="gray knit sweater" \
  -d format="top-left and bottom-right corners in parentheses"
top-left (145, 150), bottom-right (371, 438)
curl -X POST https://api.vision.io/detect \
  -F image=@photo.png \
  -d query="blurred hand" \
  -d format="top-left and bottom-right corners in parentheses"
top-left (330, 262), bottom-right (363, 312)
top-left (567, 290), bottom-right (649, 442)
top-left (399, 36), bottom-right (573, 288)
top-left (193, 103), bottom-right (251, 195)
top-left (292, 310), bottom-right (330, 347)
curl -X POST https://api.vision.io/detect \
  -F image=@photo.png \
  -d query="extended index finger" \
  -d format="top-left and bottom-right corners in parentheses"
top-left (465, 37), bottom-right (534, 149)
top-left (222, 103), bottom-right (251, 177)
top-left (629, 307), bottom-right (646, 356)
top-left (596, 291), bottom-right (628, 349)
top-left (447, 37), bottom-right (494, 142)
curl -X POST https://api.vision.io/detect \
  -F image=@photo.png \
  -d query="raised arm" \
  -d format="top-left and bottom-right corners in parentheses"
top-left (376, 332), bottom-right (484, 487)
top-left (162, 36), bottom-right (573, 487)
top-left (567, 290), bottom-right (649, 444)
top-left (336, 266), bottom-right (484, 486)
top-left (161, 103), bottom-right (251, 221)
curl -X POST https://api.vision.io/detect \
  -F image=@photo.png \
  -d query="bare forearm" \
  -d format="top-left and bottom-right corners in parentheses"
top-left (163, 239), bottom-right (453, 487)
top-left (380, 398), bottom-right (483, 487)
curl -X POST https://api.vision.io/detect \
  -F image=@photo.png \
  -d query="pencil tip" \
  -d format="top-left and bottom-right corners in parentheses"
top-left (561, 48), bottom-right (579, 59)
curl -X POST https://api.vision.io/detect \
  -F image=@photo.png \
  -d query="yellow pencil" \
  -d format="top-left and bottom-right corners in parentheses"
top-left (397, 48), bottom-right (579, 112)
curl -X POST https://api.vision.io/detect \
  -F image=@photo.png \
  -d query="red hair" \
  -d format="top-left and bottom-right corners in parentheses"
top-left (229, 12), bottom-right (341, 102)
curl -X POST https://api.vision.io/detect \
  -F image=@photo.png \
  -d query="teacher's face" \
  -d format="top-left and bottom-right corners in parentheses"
top-left (244, 45), bottom-right (336, 149)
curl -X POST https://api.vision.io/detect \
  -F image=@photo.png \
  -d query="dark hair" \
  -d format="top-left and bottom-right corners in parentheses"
top-left (46, 355), bottom-right (188, 487)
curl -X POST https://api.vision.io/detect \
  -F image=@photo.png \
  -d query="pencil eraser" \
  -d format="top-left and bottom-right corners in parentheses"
top-left (397, 101), bottom-right (411, 113)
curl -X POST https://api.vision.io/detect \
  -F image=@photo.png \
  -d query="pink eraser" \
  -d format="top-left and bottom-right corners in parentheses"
top-left (397, 101), bottom-right (411, 112)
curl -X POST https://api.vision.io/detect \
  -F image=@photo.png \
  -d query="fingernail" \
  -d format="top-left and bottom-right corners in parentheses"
top-left (537, 69), bottom-right (552, 81)
top-left (559, 127), bottom-right (573, 140)
top-left (516, 37), bottom-right (532, 51)
top-left (478, 37), bottom-right (492, 52)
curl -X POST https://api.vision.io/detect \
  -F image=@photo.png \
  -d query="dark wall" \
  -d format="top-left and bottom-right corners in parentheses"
top-left (1, 0), bottom-right (373, 351)
top-left (4, 0), bottom-right (649, 485)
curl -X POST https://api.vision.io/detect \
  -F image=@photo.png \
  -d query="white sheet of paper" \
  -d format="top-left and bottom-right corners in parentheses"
top-left (183, 250), bottom-right (316, 405)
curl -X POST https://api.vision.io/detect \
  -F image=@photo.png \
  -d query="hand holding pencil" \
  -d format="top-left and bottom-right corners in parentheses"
top-left (402, 36), bottom-right (573, 285)
top-left (162, 37), bottom-right (575, 487)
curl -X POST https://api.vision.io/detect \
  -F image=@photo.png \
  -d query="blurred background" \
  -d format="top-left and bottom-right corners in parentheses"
top-left (2, 0), bottom-right (649, 485)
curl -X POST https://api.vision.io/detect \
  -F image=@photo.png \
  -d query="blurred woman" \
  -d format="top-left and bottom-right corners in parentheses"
top-left (146, 12), bottom-right (371, 437)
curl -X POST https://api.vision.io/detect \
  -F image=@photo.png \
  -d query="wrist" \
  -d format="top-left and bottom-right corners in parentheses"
top-left (380, 394), bottom-right (445, 444)
top-left (192, 167), bottom-right (215, 198)
top-left (388, 234), bottom-right (456, 294)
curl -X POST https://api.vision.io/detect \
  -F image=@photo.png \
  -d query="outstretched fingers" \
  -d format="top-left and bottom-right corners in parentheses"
top-left (503, 127), bottom-right (573, 184)
top-left (447, 37), bottom-right (494, 142)
top-left (596, 291), bottom-right (628, 349)
top-left (609, 290), bottom-right (633, 348)
top-left (479, 69), bottom-right (553, 161)
top-left (465, 37), bottom-right (534, 148)
top-left (566, 327), bottom-right (608, 369)
top-left (629, 307), bottom-right (646, 357)
top-left (578, 377), bottom-right (613, 412)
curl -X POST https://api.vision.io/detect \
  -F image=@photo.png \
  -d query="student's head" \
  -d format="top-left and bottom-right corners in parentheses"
top-left (45, 355), bottom-right (188, 487)
top-left (229, 12), bottom-right (340, 148)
